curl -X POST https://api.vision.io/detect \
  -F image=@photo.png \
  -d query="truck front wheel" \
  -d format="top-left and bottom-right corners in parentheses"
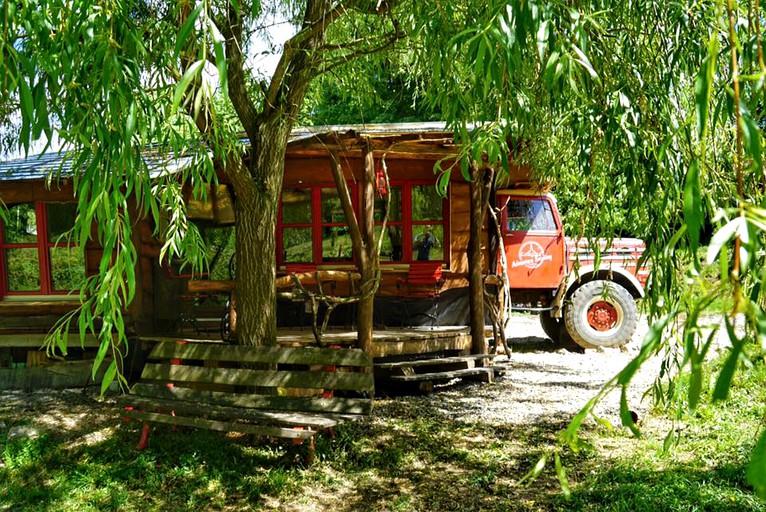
top-left (564, 280), bottom-right (638, 349)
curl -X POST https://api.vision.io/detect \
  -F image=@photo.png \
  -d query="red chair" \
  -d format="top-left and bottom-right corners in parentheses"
top-left (396, 262), bottom-right (445, 327)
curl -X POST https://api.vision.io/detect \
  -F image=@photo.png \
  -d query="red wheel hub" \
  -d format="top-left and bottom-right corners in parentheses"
top-left (587, 301), bottom-right (618, 331)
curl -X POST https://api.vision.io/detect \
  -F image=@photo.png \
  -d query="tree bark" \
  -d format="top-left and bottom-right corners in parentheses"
top-left (328, 143), bottom-right (377, 356)
top-left (229, 118), bottom-right (291, 346)
top-left (468, 162), bottom-right (494, 355)
top-left (221, 2), bottom-right (329, 347)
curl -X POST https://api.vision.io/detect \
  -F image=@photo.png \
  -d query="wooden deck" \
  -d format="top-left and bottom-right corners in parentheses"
top-left (140, 326), bottom-right (472, 359)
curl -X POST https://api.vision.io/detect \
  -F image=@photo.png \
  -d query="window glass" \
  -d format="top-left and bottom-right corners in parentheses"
top-left (281, 188), bottom-right (312, 224)
top-left (50, 246), bottom-right (85, 291)
top-left (321, 226), bottom-right (353, 261)
top-left (412, 225), bottom-right (444, 262)
top-left (412, 185), bottom-right (443, 222)
top-left (321, 188), bottom-right (347, 223)
top-left (374, 186), bottom-right (402, 222)
top-left (5, 248), bottom-right (41, 291)
top-left (282, 227), bottom-right (313, 263)
top-left (506, 199), bottom-right (556, 232)
top-left (46, 203), bottom-right (78, 240)
top-left (3, 203), bottom-right (37, 244)
top-left (375, 225), bottom-right (404, 262)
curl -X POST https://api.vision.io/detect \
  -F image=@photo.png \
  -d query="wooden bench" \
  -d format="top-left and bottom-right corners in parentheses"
top-left (122, 341), bottom-right (374, 462)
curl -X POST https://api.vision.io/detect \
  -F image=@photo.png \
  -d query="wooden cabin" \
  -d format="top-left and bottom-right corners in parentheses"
top-left (0, 124), bottom-right (527, 385)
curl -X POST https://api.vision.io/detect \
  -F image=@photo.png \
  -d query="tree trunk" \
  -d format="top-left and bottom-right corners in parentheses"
top-left (468, 163), bottom-right (494, 355)
top-left (229, 119), bottom-right (291, 347)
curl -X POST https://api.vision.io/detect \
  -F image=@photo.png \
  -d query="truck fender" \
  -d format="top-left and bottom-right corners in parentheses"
top-left (565, 265), bottom-right (645, 298)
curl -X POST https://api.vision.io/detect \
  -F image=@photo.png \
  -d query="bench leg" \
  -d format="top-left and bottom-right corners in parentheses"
top-left (137, 421), bottom-right (151, 451)
top-left (305, 435), bottom-right (316, 465)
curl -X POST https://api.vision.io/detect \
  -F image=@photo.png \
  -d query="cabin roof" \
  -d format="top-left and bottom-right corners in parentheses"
top-left (0, 122), bottom-right (457, 182)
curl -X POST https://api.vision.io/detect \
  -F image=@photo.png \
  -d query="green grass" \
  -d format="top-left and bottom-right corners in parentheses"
top-left (2, 355), bottom-right (765, 511)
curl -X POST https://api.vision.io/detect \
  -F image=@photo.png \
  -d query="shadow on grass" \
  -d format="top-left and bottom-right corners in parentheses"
top-left (1, 394), bottom-right (764, 511)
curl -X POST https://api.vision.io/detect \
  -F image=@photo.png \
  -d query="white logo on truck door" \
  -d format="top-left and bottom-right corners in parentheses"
top-left (512, 241), bottom-right (552, 269)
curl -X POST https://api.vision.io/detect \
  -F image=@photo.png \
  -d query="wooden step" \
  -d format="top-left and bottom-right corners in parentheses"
top-left (375, 354), bottom-right (498, 370)
top-left (388, 366), bottom-right (495, 383)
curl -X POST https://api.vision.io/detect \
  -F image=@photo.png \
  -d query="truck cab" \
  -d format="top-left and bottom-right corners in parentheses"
top-left (499, 190), bottom-right (566, 295)
top-left (497, 188), bottom-right (647, 349)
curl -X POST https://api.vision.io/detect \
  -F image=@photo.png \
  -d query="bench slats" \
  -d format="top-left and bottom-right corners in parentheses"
top-left (124, 396), bottom-right (342, 429)
top-left (125, 341), bottom-right (374, 455)
top-left (130, 382), bottom-right (374, 415)
top-left (141, 363), bottom-right (375, 392)
top-left (124, 411), bottom-right (317, 440)
top-left (147, 344), bottom-right (372, 367)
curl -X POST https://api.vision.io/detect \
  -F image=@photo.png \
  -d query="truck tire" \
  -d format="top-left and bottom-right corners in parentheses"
top-left (539, 313), bottom-right (562, 341)
top-left (564, 280), bottom-right (638, 349)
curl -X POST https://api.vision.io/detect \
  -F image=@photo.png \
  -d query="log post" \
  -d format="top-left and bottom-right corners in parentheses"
top-left (468, 162), bottom-right (495, 355)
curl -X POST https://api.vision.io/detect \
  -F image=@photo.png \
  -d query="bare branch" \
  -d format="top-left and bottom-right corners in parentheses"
top-left (265, 1), bottom-right (345, 112)
top-left (329, 149), bottom-right (364, 258)
top-left (318, 27), bottom-right (403, 76)
top-left (220, 7), bottom-right (260, 148)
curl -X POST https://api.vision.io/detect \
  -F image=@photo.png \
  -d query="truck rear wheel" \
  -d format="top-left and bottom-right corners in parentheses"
top-left (539, 313), bottom-right (562, 341)
top-left (564, 280), bottom-right (638, 349)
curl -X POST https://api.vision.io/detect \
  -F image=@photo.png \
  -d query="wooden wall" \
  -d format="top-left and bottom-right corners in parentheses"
top-left (0, 179), bottom-right (157, 337)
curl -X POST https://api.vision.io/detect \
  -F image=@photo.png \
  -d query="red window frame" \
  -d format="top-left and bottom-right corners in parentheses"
top-left (0, 201), bottom-right (80, 296)
top-left (278, 183), bottom-right (359, 266)
top-left (403, 181), bottom-right (449, 265)
top-left (277, 180), bottom-right (449, 267)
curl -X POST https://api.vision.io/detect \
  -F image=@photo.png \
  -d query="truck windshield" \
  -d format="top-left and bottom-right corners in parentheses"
top-left (506, 198), bottom-right (557, 232)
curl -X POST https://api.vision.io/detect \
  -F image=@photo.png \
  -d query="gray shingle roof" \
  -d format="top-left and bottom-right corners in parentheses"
top-left (0, 151), bottom-right (76, 182)
top-left (0, 122), bottom-right (453, 182)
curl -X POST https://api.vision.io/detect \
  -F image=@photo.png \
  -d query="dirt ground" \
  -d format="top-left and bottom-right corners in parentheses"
top-left (0, 314), bottom-right (674, 453)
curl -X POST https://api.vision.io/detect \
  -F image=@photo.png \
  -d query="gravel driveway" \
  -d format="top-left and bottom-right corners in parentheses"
top-left (376, 313), bottom-right (661, 430)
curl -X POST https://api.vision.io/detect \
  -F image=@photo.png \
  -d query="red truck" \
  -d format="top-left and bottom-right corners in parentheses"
top-left (498, 189), bottom-right (649, 349)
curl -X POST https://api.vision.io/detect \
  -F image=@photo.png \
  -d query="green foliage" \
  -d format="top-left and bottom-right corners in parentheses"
top-left (407, 0), bottom-right (766, 496)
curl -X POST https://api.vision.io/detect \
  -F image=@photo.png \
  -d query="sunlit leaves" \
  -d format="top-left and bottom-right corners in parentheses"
top-left (748, 429), bottom-right (766, 498)
top-left (695, 35), bottom-right (719, 140)
top-left (1, 0), bottom-right (224, 391)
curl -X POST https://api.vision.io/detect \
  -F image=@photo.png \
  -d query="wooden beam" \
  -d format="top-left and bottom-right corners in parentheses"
top-left (0, 301), bottom-right (80, 316)
top-left (147, 342), bottom-right (373, 366)
top-left (0, 333), bottom-right (101, 348)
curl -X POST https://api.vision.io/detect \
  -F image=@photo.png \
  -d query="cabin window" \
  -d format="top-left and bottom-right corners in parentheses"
top-left (506, 198), bottom-right (557, 232)
top-left (374, 186), bottom-right (403, 261)
top-left (321, 188), bottom-right (353, 262)
top-left (411, 185), bottom-right (444, 262)
top-left (280, 187), bottom-right (313, 263)
top-left (0, 202), bottom-right (84, 295)
top-left (278, 185), bottom-right (357, 265)
top-left (199, 225), bottom-right (236, 280)
top-left (278, 181), bottom-right (447, 266)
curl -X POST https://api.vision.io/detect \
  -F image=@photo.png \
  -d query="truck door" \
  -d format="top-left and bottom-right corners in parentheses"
top-left (499, 193), bottom-right (565, 290)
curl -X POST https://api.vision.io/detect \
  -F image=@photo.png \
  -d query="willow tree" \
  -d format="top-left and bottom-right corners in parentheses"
top-left (407, 0), bottom-right (766, 494)
top-left (1, 1), bottom-right (407, 367)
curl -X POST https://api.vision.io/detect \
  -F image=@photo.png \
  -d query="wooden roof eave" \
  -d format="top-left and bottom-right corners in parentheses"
top-left (286, 135), bottom-right (460, 161)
